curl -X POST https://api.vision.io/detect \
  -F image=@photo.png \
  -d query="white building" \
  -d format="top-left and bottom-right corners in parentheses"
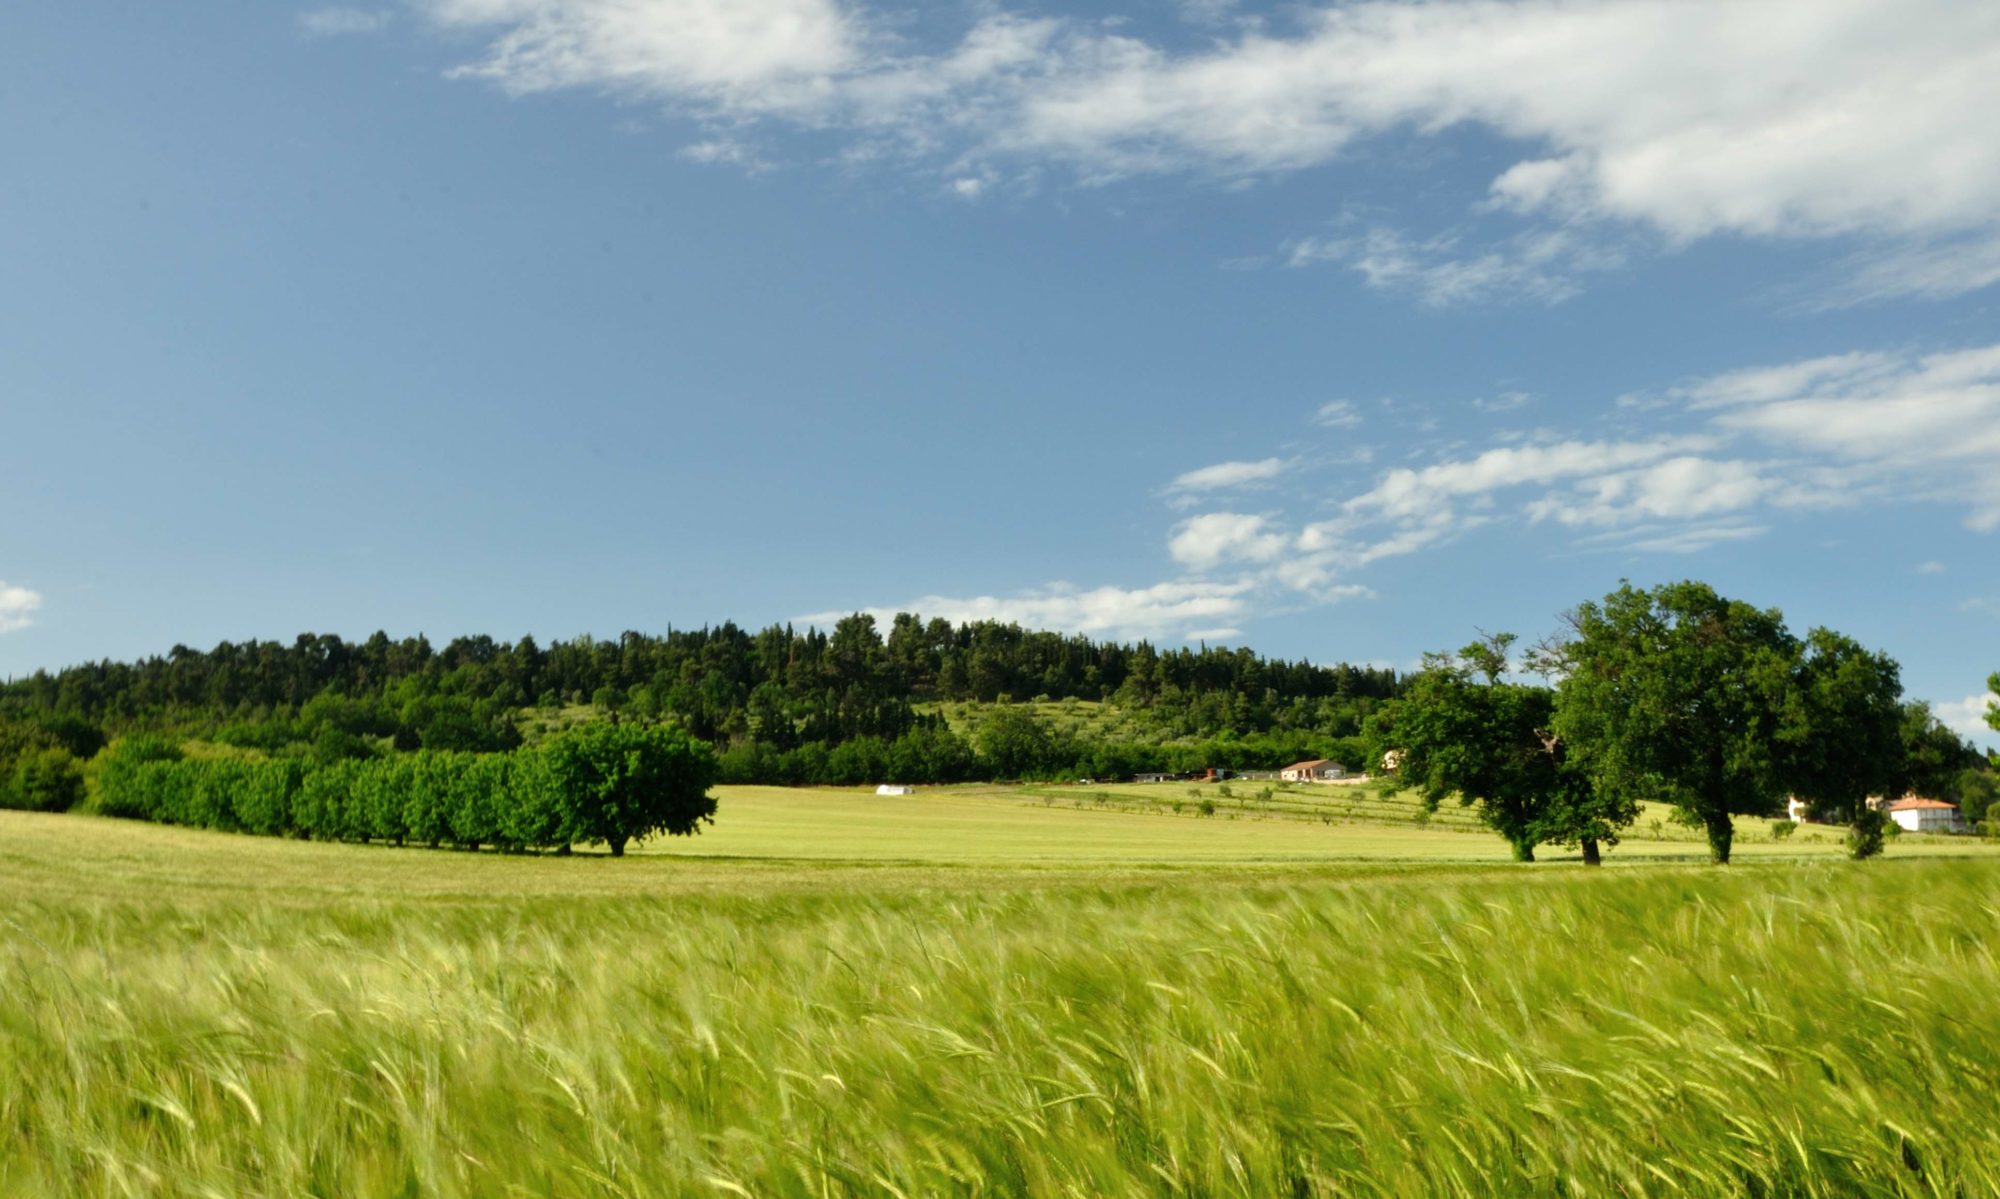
top-left (875, 784), bottom-right (915, 796)
top-left (1786, 796), bottom-right (1810, 823)
top-left (1280, 759), bottom-right (1347, 783)
top-left (1883, 796), bottom-right (1963, 833)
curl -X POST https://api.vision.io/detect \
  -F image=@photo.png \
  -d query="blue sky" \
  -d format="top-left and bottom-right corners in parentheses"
top-left (2, 0), bottom-right (1996, 745)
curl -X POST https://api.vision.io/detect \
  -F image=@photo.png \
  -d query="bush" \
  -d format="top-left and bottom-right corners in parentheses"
top-left (4, 747), bottom-right (85, 812)
top-left (1771, 820), bottom-right (1797, 841)
top-left (1848, 808), bottom-right (1890, 860)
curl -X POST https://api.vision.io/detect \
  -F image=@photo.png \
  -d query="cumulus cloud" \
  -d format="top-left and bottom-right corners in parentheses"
top-left (414, 0), bottom-right (2000, 302)
top-left (0, 582), bottom-right (42, 634)
top-left (301, 7), bottom-right (391, 36)
top-left (1168, 513), bottom-right (1288, 571)
top-left (1934, 692), bottom-right (2000, 746)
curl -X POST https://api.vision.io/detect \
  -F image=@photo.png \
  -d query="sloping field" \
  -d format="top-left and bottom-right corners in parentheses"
top-left (2, 808), bottom-right (1997, 1197)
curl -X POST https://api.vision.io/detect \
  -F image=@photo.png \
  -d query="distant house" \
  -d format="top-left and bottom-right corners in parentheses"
top-left (1134, 773), bottom-right (1179, 784)
top-left (1280, 759), bottom-right (1347, 783)
top-left (1883, 796), bottom-right (1964, 833)
top-left (875, 784), bottom-right (916, 796)
top-left (1786, 796), bottom-right (1810, 823)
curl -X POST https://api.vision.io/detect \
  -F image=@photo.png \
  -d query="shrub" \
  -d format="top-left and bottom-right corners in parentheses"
top-left (1848, 808), bottom-right (1890, 860)
top-left (1771, 820), bottom-right (1797, 841)
top-left (4, 747), bottom-right (85, 813)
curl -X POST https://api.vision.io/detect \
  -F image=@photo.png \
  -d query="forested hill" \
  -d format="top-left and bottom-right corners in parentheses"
top-left (0, 616), bottom-right (1401, 781)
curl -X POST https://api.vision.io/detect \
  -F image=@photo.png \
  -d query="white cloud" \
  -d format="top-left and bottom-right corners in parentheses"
top-left (301, 7), bottom-right (390, 36)
top-left (1525, 457), bottom-right (1775, 527)
top-left (1310, 399), bottom-right (1362, 429)
top-left (1288, 227), bottom-right (1621, 306)
top-left (1167, 456), bottom-right (1286, 493)
top-left (1473, 391), bottom-right (1532, 413)
top-left (1185, 626), bottom-right (1241, 642)
top-left (1918, 561), bottom-right (1946, 575)
top-left (1168, 512), bottom-right (1288, 570)
top-left (415, 0), bottom-right (2000, 300)
top-left (1695, 342), bottom-right (2000, 530)
top-left (0, 582), bottom-right (42, 634)
top-left (1934, 693), bottom-right (2000, 745)
top-left (799, 576), bottom-right (1258, 640)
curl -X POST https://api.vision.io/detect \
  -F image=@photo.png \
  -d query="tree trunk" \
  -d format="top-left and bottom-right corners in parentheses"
top-left (1705, 814), bottom-right (1734, 865)
top-left (609, 837), bottom-right (627, 858)
top-left (1511, 839), bottom-right (1536, 863)
top-left (555, 843), bottom-right (572, 856)
top-left (1581, 838), bottom-right (1602, 866)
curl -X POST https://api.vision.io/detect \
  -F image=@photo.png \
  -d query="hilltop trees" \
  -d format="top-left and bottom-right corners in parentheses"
top-left (1376, 634), bottom-right (1632, 863)
top-left (1550, 581), bottom-right (1910, 865)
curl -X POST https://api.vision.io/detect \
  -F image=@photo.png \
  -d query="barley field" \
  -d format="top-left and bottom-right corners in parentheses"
top-left (3, 802), bottom-right (1998, 1196)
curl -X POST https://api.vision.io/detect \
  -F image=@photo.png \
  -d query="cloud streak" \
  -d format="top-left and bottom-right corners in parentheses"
top-left (417, 0), bottom-right (2000, 303)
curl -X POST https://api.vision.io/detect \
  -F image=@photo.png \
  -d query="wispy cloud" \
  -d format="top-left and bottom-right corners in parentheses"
top-left (300, 7), bottom-right (390, 36)
top-left (1310, 400), bottom-right (1362, 429)
top-left (799, 577), bottom-right (1262, 641)
top-left (411, 0), bottom-right (2000, 304)
top-left (0, 581), bottom-right (43, 634)
top-left (1167, 457), bottom-right (1287, 494)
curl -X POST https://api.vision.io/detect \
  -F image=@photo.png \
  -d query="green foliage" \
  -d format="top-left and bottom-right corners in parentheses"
top-left (536, 722), bottom-right (718, 855)
top-left (1770, 819), bottom-right (1797, 841)
top-left (1553, 581), bottom-right (1903, 865)
top-left (0, 620), bottom-right (1402, 783)
top-left (1849, 808), bottom-right (1891, 860)
top-left (3, 747), bottom-right (85, 812)
top-left (93, 726), bottom-right (717, 856)
top-left (1378, 634), bottom-right (1632, 863)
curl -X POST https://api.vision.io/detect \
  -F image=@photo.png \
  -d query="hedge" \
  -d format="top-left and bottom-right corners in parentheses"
top-left (94, 723), bottom-right (716, 855)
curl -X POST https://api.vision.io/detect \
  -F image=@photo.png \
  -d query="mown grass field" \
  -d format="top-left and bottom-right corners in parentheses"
top-left (4, 792), bottom-right (1999, 1196)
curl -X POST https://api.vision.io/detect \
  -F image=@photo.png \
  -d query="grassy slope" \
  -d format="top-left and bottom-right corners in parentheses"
top-left (4, 801), bottom-right (1999, 1196)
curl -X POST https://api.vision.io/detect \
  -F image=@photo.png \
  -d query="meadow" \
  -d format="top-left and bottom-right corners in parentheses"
top-left (4, 789), bottom-right (1999, 1196)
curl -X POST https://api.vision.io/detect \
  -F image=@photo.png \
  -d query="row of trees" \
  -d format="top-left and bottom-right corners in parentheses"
top-left (711, 714), bottom-right (1366, 786)
top-left (93, 722), bottom-right (717, 856)
top-left (1377, 581), bottom-right (1995, 865)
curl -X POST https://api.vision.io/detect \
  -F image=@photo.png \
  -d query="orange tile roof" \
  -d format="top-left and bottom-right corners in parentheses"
top-left (1884, 797), bottom-right (1958, 811)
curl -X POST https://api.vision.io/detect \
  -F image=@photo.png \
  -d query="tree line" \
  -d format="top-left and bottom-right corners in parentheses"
top-left (1372, 580), bottom-right (1997, 865)
top-left (0, 615), bottom-right (1399, 803)
top-left (92, 722), bottom-right (716, 856)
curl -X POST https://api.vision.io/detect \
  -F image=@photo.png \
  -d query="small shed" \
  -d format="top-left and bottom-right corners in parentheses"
top-left (875, 784), bottom-right (916, 796)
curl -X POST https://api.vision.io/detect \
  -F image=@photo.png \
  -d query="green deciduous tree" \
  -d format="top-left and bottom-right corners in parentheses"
top-left (537, 722), bottom-right (718, 856)
top-left (1779, 630), bottom-right (1906, 824)
top-left (1375, 634), bottom-right (1632, 864)
top-left (1553, 581), bottom-right (1907, 865)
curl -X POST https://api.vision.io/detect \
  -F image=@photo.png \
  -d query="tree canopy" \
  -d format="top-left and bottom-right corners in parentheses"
top-left (1550, 581), bottom-right (1909, 864)
top-left (1373, 634), bottom-right (1632, 863)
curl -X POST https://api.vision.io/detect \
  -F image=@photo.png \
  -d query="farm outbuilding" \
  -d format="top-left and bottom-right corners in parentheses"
top-left (875, 784), bottom-right (916, 796)
top-left (1280, 759), bottom-right (1347, 783)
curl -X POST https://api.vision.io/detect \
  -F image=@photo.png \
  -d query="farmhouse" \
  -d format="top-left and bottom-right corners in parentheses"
top-left (1281, 759), bottom-right (1347, 783)
top-left (875, 784), bottom-right (915, 796)
top-left (1882, 796), bottom-right (1964, 833)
